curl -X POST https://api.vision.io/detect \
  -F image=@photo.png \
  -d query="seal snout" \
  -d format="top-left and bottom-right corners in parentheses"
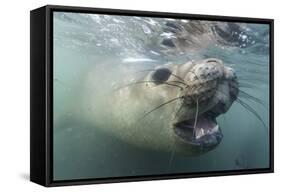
top-left (172, 58), bottom-right (238, 150)
top-left (182, 58), bottom-right (225, 105)
top-left (190, 58), bottom-right (224, 80)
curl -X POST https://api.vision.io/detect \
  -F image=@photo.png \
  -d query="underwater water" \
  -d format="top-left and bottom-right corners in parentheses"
top-left (53, 12), bottom-right (270, 180)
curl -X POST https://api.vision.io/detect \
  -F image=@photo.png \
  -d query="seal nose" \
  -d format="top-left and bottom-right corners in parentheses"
top-left (206, 58), bottom-right (222, 64)
top-left (183, 59), bottom-right (224, 104)
top-left (188, 59), bottom-right (224, 82)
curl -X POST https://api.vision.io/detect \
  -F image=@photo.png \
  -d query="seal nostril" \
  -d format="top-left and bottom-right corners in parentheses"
top-left (207, 59), bottom-right (218, 63)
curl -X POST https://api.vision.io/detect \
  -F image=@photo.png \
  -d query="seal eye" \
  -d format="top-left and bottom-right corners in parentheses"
top-left (152, 68), bottom-right (171, 83)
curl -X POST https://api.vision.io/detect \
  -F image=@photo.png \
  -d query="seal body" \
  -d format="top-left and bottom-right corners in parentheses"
top-left (85, 58), bottom-right (238, 155)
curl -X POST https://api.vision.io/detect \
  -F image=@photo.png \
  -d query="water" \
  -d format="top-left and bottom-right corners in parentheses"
top-left (53, 12), bottom-right (270, 181)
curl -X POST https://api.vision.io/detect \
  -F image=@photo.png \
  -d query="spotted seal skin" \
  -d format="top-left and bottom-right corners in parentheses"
top-left (85, 58), bottom-right (238, 155)
top-left (170, 59), bottom-right (239, 150)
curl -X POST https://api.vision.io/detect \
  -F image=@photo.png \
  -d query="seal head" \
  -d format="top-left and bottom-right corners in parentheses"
top-left (148, 58), bottom-right (238, 151)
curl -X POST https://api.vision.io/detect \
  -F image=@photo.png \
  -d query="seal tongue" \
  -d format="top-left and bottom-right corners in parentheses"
top-left (193, 116), bottom-right (217, 139)
top-left (194, 116), bottom-right (216, 129)
top-left (174, 113), bottom-right (222, 148)
top-left (174, 115), bottom-right (218, 140)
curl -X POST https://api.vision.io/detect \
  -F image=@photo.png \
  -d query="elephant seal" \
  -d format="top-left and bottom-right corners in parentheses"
top-left (84, 58), bottom-right (239, 155)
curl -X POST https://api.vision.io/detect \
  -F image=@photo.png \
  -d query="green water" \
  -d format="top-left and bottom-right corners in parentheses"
top-left (53, 12), bottom-right (270, 181)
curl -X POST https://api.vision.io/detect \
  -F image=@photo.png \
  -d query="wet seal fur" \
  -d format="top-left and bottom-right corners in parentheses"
top-left (85, 58), bottom-right (239, 155)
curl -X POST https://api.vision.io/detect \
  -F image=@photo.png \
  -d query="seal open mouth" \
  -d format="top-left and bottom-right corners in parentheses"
top-left (173, 111), bottom-right (223, 148)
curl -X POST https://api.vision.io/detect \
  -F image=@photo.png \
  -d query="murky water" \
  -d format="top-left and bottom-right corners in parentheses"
top-left (53, 12), bottom-right (270, 181)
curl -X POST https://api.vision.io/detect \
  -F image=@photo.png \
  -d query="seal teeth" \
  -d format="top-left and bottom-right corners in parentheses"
top-left (213, 125), bottom-right (219, 132)
top-left (195, 128), bottom-right (205, 139)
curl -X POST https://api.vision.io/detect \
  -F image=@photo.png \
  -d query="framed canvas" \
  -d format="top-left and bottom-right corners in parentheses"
top-left (30, 5), bottom-right (274, 187)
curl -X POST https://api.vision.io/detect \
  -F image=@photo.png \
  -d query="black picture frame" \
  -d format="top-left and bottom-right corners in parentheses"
top-left (30, 4), bottom-right (274, 187)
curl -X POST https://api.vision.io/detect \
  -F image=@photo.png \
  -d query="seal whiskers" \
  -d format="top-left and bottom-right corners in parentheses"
top-left (235, 97), bottom-right (267, 131)
top-left (142, 96), bottom-right (184, 119)
top-left (239, 89), bottom-right (266, 107)
top-left (114, 80), bottom-right (185, 91)
top-left (193, 98), bottom-right (199, 139)
top-left (167, 140), bottom-right (176, 170)
top-left (215, 89), bottom-right (267, 132)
